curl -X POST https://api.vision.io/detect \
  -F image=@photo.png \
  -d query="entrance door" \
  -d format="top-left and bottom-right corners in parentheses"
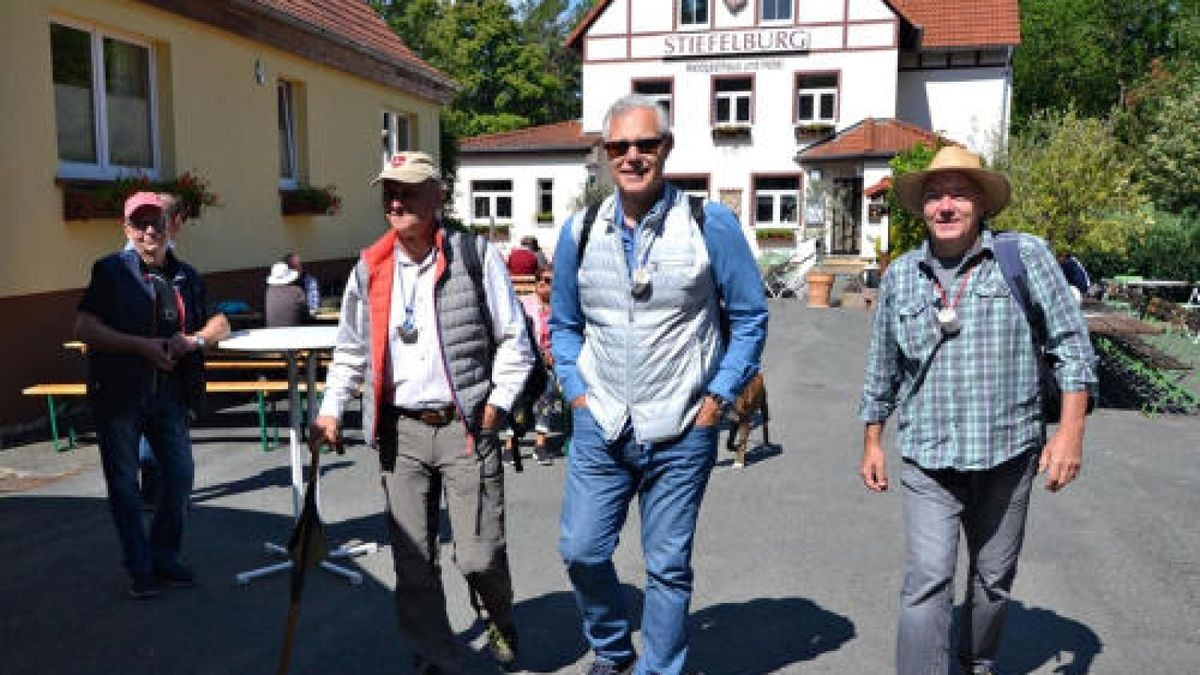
top-left (830, 177), bottom-right (862, 254)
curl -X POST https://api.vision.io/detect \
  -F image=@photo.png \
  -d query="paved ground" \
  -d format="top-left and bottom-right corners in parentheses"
top-left (1, 300), bottom-right (1197, 674)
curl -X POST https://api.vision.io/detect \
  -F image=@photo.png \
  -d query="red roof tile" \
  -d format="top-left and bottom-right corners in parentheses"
top-left (248, 0), bottom-right (449, 81)
top-left (884, 0), bottom-right (1020, 48)
top-left (461, 121), bottom-right (599, 153)
top-left (568, 1), bottom-right (1019, 49)
top-left (797, 118), bottom-right (955, 162)
top-left (864, 176), bottom-right (892, 198)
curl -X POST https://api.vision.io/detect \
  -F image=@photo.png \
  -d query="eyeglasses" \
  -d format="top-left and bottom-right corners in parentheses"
top-left (603, 136), bottom-right (666, 160)
top-left (536, 277), bottom-right (552, 284)
top-left (127, 215), bottom-right (165, 231)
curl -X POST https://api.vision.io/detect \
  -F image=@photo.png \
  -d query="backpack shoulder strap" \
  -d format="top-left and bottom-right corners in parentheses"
top-left (576, 204), bottom-right (601, 269)
top-left (688, 195), bottom-right (707, 234)
top-left (993, 232), bottom-right (1045, 345)
top-left (458, 230), bottom-right (496, 351)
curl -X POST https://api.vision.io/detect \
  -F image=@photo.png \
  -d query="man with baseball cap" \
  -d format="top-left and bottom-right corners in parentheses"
top-left (312, 152), bottom-right (534, 673)
top-left (858, 146), bottom-right (1097, 674)
top-left (75, 191), bottom-right (230, 599)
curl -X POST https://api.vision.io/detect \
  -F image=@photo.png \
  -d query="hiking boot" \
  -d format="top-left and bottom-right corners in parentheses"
top-left (585, 658), bottom-right (635, 675)
top-left (485, 620), bottom-right (519, 669)
top-left (533, 445), bottom-right (553, 466)
top-left (154, 562), bottom-right (196, 588)
top-left (127, 574), bottom-right (161, 599)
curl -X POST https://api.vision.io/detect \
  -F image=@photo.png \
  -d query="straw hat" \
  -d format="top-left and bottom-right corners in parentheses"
top-left (894, 146), bottom-right (1011, 217)
top-left (266, 262), bottom-right (299, 286)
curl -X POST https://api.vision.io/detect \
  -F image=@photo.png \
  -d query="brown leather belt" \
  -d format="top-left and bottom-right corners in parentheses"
top-left (393, 405), bottom-right (457, 427)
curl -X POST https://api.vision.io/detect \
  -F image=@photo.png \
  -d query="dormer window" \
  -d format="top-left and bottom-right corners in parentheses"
top-left (761, 0), bottom-right (792, 22)
top-left (680, 0), bottom-right (708, 27)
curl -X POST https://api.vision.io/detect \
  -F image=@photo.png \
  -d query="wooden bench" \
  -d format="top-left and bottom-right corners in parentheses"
top-left (21, 380), bottom-right (325, 453)
top-left (511, 274), bottom-right (537, 296)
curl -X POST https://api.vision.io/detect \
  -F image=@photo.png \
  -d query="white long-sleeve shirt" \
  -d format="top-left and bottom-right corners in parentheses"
top-left (318, 239), bottom-right (533, 420)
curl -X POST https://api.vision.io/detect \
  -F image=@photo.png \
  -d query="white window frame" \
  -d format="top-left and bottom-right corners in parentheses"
top-left (471, 180), bottom-right (514, 224)
top-left (278, 79), bottom-right (298, 189)
top-left (536, 178), bottom-right (554, 219)
top-left (382, 110), bottom-right (412, 166)
top-left (51, 18), bottom-right (160, 180)
top-left (754, 178), bottom-right (801, 227)
top-left (680, 0), bottom-right (709, 27)
top-left (796, 74), bottom-right (838, 125)
top-left (713, 77), bottom-right (753, 125)
top-left (632, 79), bottom-right (673, 123)
top-left (760, 0), bottom-right (793, 23)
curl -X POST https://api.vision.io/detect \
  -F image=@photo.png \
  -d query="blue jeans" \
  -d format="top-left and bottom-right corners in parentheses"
top-left (559, 407), bottom-right (717, 675)
top-left (94, 383), bottom-right (194, 578)
top-left (897, 451), bottom-right (1038, 675)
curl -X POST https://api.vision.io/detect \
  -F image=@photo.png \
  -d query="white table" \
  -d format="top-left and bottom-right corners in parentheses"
top-left (219, 326), bottom-right (377, 586)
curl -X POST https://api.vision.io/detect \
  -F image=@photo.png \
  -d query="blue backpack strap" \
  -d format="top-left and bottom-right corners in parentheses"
top-left (993, 231), bottom-right (1045, 345)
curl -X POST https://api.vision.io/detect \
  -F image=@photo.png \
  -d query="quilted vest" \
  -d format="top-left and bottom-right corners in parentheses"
top-left (356, 227), bottom-right (493, 445)
top-left (568, 190), bottom-right (723, 443)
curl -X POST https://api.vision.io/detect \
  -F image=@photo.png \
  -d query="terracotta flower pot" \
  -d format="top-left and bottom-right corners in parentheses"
top-left (806, 271), bottom-right (835, 308)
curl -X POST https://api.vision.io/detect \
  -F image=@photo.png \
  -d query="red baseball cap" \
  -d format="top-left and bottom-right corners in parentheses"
top-left (124, 191), bottom-right (165, 221)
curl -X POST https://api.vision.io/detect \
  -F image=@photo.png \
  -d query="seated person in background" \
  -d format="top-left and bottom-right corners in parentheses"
top-left (1056, 249), bottom-right (1091, 301)
top-left (285, 252), bottom-right (321, 314)
top-left (525, 235), bottom-right (549, 271)
top-left (504, 267), bottom-right (563, 466)
top-left (506, 237), bottom-right (540, 277)
top-left (264, 262), bottom-right (309, 327)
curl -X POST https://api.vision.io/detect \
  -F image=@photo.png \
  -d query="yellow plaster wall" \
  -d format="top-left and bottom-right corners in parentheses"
top-left (0, 0), bottom-right (442, 298)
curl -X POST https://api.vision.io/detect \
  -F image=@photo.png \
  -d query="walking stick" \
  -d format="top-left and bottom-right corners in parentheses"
top-left (275, 442), bottom-right (328, 675)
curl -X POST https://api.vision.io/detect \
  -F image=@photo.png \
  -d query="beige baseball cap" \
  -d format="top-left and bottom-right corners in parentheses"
top-left (372, 151), bottom-right (441, 185)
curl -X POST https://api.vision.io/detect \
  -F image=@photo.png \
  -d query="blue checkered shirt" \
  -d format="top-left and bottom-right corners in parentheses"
top-left (859, 230), bottom-right (1098, 470)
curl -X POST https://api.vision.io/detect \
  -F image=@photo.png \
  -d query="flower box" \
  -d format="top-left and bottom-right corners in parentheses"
top-left (755, 227), bottom-right (797, 246)
top-left (468, 222), bottom-right (511, 242)
top-left (280, 185), bottom-right (341, 216)
top-left (794, 122), bottom-right (835, 141)
top-left (59, 171), bottom-right (218, 221)
top-left (711, 123), bottom-right (752, 140)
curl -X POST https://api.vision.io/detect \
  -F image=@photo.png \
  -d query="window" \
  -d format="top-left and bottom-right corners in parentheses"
top-left (714, 77), bottom-right (753, 125)
top-left (796, 74), bottom-right (838, 124)
top-left (754, 176), bottom-right (800, 226)
top-left (277, 80), bottom-right (297, 187)
top-left (537, 179), bottom-right (553, 220)
top-left (761, 0), bottom-right (792, 22)
top-left (632, 79), bottom-right (673, 122)
top-left (471, 180), bottom-right (513, 222)
top-left (51, 22), bottom-right (157, 179)
top-left (669, 176), bottom-right (709, 201)
top-left (680, 0), bottom-right (708, 26)
top-left (382, 110), bottom-right (411, 165)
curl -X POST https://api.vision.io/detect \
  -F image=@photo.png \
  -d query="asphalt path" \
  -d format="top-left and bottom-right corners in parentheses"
top-left (1, 300), bottom-right (1197, 674)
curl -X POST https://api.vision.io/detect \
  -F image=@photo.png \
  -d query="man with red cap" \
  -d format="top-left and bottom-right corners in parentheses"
top-left (76, 191), bottom-right (229, 599)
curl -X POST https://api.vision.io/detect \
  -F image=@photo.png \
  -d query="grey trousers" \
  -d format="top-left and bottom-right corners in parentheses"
top-left (378, 410), bottom-right (513, 674)
top-left (897, 450), bottom-right (1038, 675)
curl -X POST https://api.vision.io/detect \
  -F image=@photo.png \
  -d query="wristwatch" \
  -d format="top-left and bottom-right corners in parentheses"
top-left (193, 335), bottom-right (206, 350)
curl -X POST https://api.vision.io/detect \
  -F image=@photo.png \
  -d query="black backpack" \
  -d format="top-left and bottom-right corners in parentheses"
top-left (460, 232), bottom-right (550, 437)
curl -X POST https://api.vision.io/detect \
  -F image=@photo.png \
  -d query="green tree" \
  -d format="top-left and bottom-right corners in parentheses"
top-left (1135, 75), bottom-right (1200, 214)
top-left (992, 109), bottom-right (1150, 256)
top-left (1013, 0), bottom-right (1195, 128)
top-left (884, 142), bottom-right (944, 255)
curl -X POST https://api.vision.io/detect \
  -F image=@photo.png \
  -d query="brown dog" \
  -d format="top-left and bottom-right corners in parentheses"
top-left (725, 372), bottom-right (769, 468)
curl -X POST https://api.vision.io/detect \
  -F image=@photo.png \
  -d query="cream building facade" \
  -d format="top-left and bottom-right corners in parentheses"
top-left (0, 0), bottom-right (453, 427)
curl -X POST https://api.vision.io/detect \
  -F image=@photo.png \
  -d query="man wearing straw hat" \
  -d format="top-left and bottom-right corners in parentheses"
top-left (858, 146), bottom-right (1098, 675)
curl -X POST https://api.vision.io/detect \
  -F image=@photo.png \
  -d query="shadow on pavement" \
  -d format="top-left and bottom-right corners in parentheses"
top-left (990, 600), bottom-right (1103, 674)
top-left (0, 494), bottom-right (415, 675)
top-left (688, 596), bottom-right (855, 673)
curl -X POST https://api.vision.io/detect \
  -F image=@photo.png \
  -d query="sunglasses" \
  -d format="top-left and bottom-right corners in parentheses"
top-left (603, 136), bottom-right (666, 160)
top-left (127, 215), bottom-right (165, 231)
